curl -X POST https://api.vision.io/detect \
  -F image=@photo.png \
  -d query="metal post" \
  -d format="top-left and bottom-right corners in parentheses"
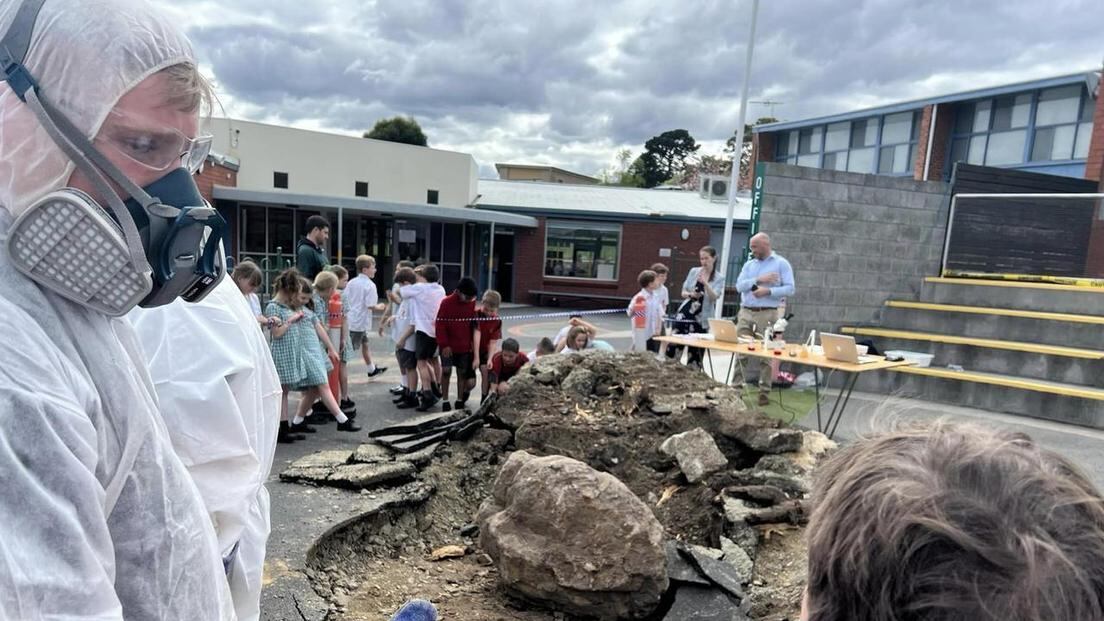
top-left (716, 0), bottom-right (760, 318)
top-left (488, 222), bottom-right (496, 292)
top-left (336, 206), bottom-right (344, 265)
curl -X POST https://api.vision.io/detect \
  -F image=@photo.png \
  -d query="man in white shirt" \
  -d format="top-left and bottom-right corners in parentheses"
top-left (344, 254), bottom-right (388, 377)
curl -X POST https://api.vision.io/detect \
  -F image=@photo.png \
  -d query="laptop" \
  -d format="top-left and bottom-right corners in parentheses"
top-left (708, 319), bottom-right (741, 343)
top-left (820, 333), bottom-right (880, 364)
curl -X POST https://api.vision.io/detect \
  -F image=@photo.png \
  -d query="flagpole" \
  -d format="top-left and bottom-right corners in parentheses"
top-left (716, 0), bottom-right (760, 318)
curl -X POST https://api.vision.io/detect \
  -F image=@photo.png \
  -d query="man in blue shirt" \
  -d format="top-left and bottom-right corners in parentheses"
top-left (734, 233), bottom-right (796, 405)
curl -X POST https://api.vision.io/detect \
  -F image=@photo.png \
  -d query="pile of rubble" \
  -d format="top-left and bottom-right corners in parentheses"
top-left (281, 351), bottom-right (835, 620)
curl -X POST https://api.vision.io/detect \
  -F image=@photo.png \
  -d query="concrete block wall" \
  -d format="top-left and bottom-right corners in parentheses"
top-left (756, 162), bottom-right (950, 341)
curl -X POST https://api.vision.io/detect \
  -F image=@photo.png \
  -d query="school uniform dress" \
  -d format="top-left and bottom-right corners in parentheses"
top-left (266, 301), bottom-right (330, 390)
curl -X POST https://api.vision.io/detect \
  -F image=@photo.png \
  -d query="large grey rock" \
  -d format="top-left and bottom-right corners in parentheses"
top-left (562, 367), bottom-right (597, 398)
top-left (664, 585), bottom-right (749, 621)
top-left (478, 451), bottom-right (668, 620)
top-left (719, 537), bottom-right (755, 585)
top-left (659, 428), bottom-right (728, 484)
top-left (280, 450), bottom-right (354, 483)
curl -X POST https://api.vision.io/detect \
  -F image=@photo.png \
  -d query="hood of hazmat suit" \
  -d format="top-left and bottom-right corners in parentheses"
top-left (130, 274), bottom-right (282, 621)
top-left (0, 0), bottom-right (235, 618)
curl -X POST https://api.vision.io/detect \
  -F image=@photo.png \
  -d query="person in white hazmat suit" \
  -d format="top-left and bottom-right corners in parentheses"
top-left (130, 274), bottom-right (282, 621)
top-left (0, 0), bottom-right (237, 618)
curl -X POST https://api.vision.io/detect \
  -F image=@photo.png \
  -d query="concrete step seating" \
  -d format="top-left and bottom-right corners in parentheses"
top-left (839, 278), bottom-right (1104, 427)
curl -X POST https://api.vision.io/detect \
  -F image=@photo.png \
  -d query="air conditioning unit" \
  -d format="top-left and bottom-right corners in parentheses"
top-left (699, 175), bottom-right (730, 202)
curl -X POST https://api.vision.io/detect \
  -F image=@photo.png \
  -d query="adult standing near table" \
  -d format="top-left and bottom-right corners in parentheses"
top-left (734, 233), bottom-right (795, 406)
top-left (296, 214), bottom-right (330, 279)
top-left (669, 246), bottom-right (726, 369)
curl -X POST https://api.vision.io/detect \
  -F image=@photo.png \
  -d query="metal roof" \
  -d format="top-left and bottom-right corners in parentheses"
top-left (473, 179), bottom-right (751, 224)
top-left (754, 71), bottom-right (1099, 134)
top-left (212, 186), bottom-right (538, 228)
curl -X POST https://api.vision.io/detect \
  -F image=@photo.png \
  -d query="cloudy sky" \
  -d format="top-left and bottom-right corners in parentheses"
top-left (152, 0), bottom-right (1102, 179)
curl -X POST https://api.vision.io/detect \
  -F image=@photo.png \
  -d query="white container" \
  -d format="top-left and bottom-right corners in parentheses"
top-left (855, 344), bottom-right (869, 356)
top-left (885, 350), bottom-right (934, 368)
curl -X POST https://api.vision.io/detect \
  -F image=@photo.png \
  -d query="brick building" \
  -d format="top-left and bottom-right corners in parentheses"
top-left (750, 71), bottom-right (1102, 183)
top-left (474, 180), bottom-right (751, 305)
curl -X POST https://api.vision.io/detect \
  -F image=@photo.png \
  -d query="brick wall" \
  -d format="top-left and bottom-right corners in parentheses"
top-left (916, 103), bottom-right (954, 181)
top-left (1087, 80), bottom-right (1104, 183)
top-left (514, 217), bottom-right (714, 305)
top-left (743, 133), bottom-right (776, 190)
top-left (195, 162), bottom-right (238, 203)
top-left (757, 162), bottom-right (950, 340)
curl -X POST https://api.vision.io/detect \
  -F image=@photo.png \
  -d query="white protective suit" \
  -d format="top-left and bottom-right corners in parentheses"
top-left (130, 275), bottom-right (282, 621)
top-left (0, 0), bottom-right (235, 618)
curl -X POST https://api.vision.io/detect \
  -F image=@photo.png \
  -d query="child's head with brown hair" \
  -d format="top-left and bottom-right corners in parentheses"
top-left (231, 260), bottom-right (263, 294)
top-left (637, 269), bottom-right (658, 290)
top-left (482, 289), bottom-right (502, 313)
top-left (536, 337), bottom-right (555, 356)
top-left (313, 271), bottom-right (338, 299)
top-left (395, 267), bottom-right (417, 286)
top-left (355, 255), bottom-right (376, 276)
top-left (566, 325), bottom-right (590, 351)
top-left (328, 264), bottom-right (349, 288)
top-left (272, 268), bottom-right (303, 304)
top-left (295, 277), bottom-right (313, 310)
top-left (803, 421), bottom-right (1104, 621)
top-left (650, 262), bottom-right (669, 285)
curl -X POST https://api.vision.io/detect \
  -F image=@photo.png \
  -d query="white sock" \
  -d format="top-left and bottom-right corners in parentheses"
top-left (367, 363), bottom-right (377, 373)
top-left (292, 415), bottom-right (304, 425)
top-left (399, 375), bottom-right (408, 388)
top-left (335, 411), bottom-right (349, 423)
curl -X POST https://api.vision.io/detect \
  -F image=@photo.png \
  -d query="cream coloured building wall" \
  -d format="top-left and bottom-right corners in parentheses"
top-left (208, 118), bottom-right (479, 207)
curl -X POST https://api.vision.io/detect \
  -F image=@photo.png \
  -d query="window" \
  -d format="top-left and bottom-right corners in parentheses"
top-left (796, 127), bottom-right (822, 167)
top-left (273, 171), bottom-right (288, 189)
top-left (427, 189), bottom-right (439, 205)
top-left (544, 220), bottom-right (621, 280)
top-left (355, 181), bottom-right (368, 197)
top-left (949, 84), bottom-right (1094, 172)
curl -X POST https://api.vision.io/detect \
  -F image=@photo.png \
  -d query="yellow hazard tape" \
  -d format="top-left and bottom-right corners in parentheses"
top-left (941, 270), bottom-right (1104, 288)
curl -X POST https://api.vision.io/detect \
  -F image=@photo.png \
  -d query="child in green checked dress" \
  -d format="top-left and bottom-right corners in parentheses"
top-left (266, 269), bottom-right (361, 435)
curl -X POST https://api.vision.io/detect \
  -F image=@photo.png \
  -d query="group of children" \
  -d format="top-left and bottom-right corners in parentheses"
top-left (231, 255), bottom-right (396, 443)
top-left (627, 262), bottom-right (670, 354)
top-left (380, 262), bottom-right (528, 412)
top-left (226, 256), bottom-right (678, 437)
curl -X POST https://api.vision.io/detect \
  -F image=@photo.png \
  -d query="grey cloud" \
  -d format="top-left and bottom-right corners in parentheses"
top-left (159, 0), bottom-right (1102, 176)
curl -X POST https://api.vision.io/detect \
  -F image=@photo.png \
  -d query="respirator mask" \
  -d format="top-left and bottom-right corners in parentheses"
top-left (0, 0), bottom-right (225, 316)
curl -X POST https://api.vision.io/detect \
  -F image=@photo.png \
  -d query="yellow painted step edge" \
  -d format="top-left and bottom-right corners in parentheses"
top-left (885, 300), bottom-right (1104, 325)
top-left (841, 326), bottom-right (1104, 360)
top-left (892, 366), bottom-right (1104, 401)
top-left (925, 276), bottom-right (1104, 293)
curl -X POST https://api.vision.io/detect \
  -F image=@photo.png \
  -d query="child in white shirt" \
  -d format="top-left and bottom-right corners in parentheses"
top-left (628, 269), bottom-right (663, 353)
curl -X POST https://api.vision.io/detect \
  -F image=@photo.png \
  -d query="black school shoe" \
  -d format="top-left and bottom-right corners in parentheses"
top-left (341, 398), bottom-right (356, 411)
top-left (305, 412), bottom-right (329, 425)
top-left (337, 419), bottom-right (362, 432)
top-left (442, 402), bottom-right (452, 412)
top-left (416, 394), bottom-right (440, 412)
top-left (288, 421), bottom-right (316, 434)
top-left (454, 400), bottom-right (467, 411)
top-left (389, 385), bottom-right (404, 395)
top-left (277, 422), bottom-right (304, 444)
top-left (311, 400), bottom-right (328, 414)
top-left (367, 366), bottom-right (388, 378)
top-left (396, 395), bottom-right (420, 409)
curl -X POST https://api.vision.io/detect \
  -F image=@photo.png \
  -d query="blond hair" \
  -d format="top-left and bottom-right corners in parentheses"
top-left (161, 62), bottom-right (215, 116)
top-left (355, 255), bottom-right (376, 273)
top-left (805, 421), bottom-right (1104, 621)
top-left (313, 270), bottom-right (338, 294)
top-left (482, 289), bottom-right (502, 311)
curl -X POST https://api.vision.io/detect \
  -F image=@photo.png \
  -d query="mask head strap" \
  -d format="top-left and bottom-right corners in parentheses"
top-left (0, 0), bottom-right (44, 101)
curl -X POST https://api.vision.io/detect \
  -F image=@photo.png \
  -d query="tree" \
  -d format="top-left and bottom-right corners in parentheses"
top-left (599, 148), bottom-right (645, 186)
top-left (643, 129), bottom-right (700, 181)
top-left (679, 153), bottom-right (732, 190)
top-left (724, 117), bottom-right (778, 185)
top-left (364, 116), bottom-right (428, 146)
top-left (628, 152), bottom-right (668, 189)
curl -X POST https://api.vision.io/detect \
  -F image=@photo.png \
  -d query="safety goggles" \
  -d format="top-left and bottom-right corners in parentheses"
top-left (97, 109), bottom-right (213, 174)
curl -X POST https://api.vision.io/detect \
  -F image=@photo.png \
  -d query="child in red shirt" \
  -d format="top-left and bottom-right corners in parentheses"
top-left (435, 277), bottom-right (479, 411)
top-left (472, 289), bottom-right (503, 404)
top-left (489, 338), bottom-right (529, 395)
